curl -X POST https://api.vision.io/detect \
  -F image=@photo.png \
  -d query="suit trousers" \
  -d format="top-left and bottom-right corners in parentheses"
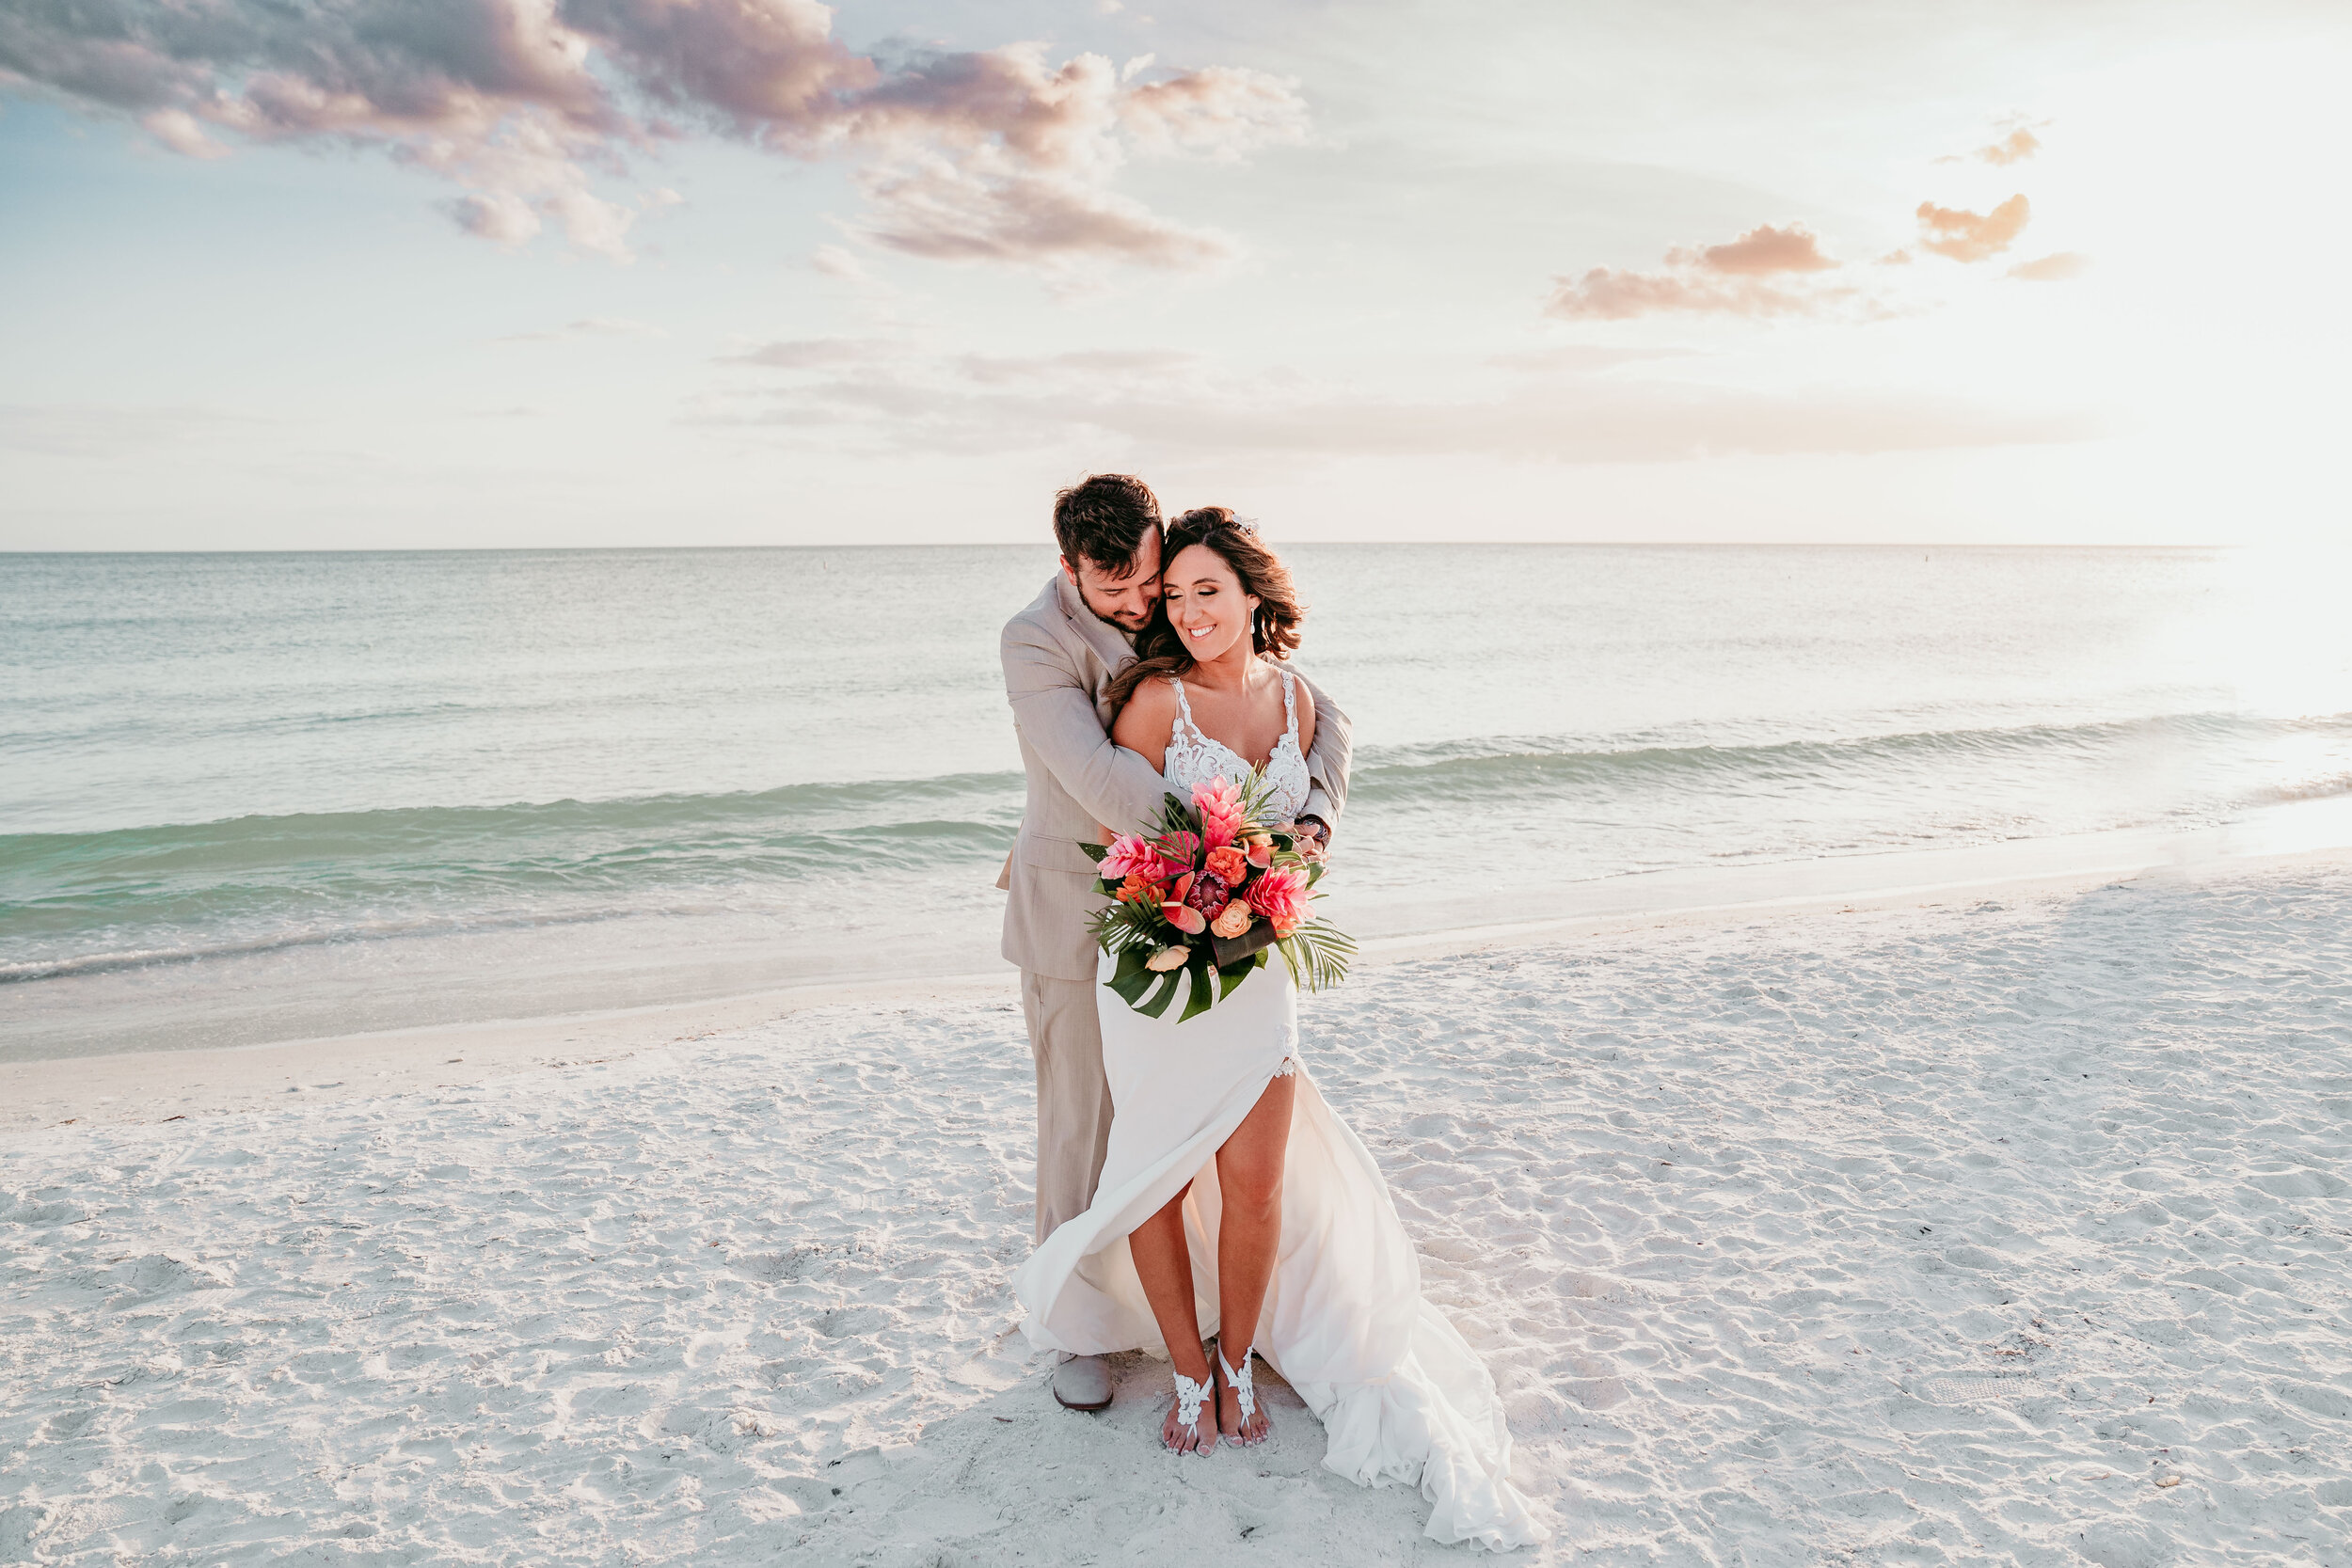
top-left (1020, 969), bottom-right (1116, 1244)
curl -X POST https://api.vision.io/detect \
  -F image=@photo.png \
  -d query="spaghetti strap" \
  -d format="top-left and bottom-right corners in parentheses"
top-left (1169, 675), bottom-right (1201, 741)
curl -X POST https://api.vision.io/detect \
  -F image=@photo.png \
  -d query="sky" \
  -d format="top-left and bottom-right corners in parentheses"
top-left (3, 0), bottom-right (2348, 548)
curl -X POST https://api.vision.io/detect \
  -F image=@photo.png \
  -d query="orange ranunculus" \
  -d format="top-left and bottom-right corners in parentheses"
top-left (1204, 845), bottom-right (1248, 884)
top-left (1115, 874), bottom-right (1164, 905)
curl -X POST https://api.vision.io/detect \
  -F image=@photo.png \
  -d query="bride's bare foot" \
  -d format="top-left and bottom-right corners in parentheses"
top-left (1215, 1342), bottom-right (1271, 1446)
top-left (1163, 1369), bottom-right (1217, 1454)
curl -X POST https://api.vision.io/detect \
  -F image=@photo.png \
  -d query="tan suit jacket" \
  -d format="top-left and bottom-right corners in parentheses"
top-left (998, 572), bottom-right (1353, 982)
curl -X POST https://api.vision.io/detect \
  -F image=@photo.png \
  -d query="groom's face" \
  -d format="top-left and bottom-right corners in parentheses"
top-left (1064, 530), bottom-right (1164, 634)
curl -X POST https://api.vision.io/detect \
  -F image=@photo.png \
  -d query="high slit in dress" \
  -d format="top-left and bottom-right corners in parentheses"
top-left (1009, 669), bottom-right (1551, 1551)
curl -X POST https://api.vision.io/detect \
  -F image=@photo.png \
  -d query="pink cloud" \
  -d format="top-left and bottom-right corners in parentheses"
top-left (0, 0), bottom-right (1307, 273)
top-left (452, 191), bottom-right (543, 247)
top-left (1915, 195), bottom-right (2031, 262)
top-left (2009, 251), bottom-right (2090, 282)
top-left (1672, 222), bottom-right (1838, 277)
top-left (1546, 221), bottom-right (1850, 320)
top-left (1118, 65), bottom-right (1309, 160)
top-left (1975, 127), bottom-right (2042, 165)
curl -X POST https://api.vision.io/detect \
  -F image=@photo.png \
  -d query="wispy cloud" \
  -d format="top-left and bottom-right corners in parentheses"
top-left (1915, 196), bottom-right (2031, 261)
top-left (1974, 127), bottom-right (2042, 166)
top-left (1939, 119), bottom-right (2048, 167)
top-left (0, 403), bottom-right (258, 457)
top-left (812, 245), bottom-right (878, 283)
top-left (1545, 222), bottom-right (1855, 320)
top-left (0, 0), bottom-right (1307, 274)
top-left (697, 342), bottom-right (2098, 463)
top-left (2009, 251), bottom-right (2090, 282)
top-left (720, 337), bottom-right (906, 368)
top-left (497, 317), bottom-right (668, 343)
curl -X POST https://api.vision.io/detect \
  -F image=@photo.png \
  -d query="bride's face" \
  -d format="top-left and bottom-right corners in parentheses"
top-left (1164, 543), bottom-right (1259, 662)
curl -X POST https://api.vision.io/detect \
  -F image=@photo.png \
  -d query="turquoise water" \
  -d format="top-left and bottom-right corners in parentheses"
top-left (5, 546), bottom-right (2348, 1056)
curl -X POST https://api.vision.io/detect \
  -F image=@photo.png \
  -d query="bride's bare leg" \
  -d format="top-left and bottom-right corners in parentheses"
top-left (1213, 1069), bottom-right (1295, 1443)
top-left (1128, 1182), bottom-right (1217, 1453)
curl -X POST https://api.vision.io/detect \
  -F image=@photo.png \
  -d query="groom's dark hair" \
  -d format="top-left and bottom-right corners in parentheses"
top-left (1053, 474), bottom-right (1162, 578)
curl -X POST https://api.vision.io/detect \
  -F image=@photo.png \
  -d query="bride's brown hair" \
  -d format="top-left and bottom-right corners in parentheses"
top-left (1104, 507), bottom-right (1305, 714)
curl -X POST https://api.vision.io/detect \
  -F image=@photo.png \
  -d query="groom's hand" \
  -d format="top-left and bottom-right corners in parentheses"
top-left (1295, 815), bottom-right (1331, 857)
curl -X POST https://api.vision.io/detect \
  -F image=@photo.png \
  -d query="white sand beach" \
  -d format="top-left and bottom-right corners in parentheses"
top-left (6, 851), bottom-right (2350, 1564)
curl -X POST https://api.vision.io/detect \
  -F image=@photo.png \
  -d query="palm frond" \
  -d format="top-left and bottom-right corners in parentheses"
top-left (1276, 919), bottom-right (1356, 994)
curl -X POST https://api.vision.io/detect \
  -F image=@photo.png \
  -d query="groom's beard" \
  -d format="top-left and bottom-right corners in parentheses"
top-left (1090, 606), bottom-right (1149, 641)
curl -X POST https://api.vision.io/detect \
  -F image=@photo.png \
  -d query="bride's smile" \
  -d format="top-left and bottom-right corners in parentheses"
top-left (1165, 548), bottom-right (1257, 663)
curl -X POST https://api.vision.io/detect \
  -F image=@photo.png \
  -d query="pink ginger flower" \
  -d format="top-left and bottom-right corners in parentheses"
top-left (1101, 834), bottom-right (1172, 882)
top-left (1245, 863), bottom-right (1311, 937)
top-left (1193, 776), bottom-right (1245, 850)
top-left (1153, 830), bottom-right (1201, 867)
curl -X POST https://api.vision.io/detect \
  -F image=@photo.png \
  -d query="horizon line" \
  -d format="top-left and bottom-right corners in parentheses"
top-left (0, 540), bottom-right (2245, 557)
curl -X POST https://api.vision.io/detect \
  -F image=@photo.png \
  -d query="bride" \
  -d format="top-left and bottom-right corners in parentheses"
top-left (1009, 509), bottom-right (1550, 1551)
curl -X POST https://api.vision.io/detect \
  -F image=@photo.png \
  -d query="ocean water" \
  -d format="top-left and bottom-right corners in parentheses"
top-left (5, 545), bottom-right (2350, 1059)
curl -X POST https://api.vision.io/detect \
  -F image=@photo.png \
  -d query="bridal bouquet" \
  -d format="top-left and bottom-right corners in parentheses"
top-left (1085, 773), bottom-right (1356, 1022)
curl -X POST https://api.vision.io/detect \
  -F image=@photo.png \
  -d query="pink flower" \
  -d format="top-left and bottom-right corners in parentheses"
top-left (1184, 871), bottom-right (1232, 917)
top-left (1245, 863), bottom-right (1311, 936)
top-left (1245, 833), bottom-right (1274, 870)
top-left (1193, 776), bottom-right (1245, 851)
top-left (1101, 833), bottom-right (1172, 882)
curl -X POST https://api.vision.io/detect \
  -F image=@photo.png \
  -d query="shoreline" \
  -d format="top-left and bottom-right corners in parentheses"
top-left (10, 838), bottom-right (2349, 1136)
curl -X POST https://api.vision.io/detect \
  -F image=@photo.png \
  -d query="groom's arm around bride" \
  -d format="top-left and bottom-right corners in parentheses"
top-left (995, 477), bottom-right (1353, 1265)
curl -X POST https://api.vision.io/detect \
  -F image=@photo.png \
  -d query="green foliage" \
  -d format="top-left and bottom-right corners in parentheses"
top-left (1136, 965), bottom-right (1184, 1019)
top-left (1178, 955), bottom-right (1216, 1022)
top-left (1104, 944), bottom-right (1155, 1008)
top-left (1276, 918), bottom-right (1356, 994)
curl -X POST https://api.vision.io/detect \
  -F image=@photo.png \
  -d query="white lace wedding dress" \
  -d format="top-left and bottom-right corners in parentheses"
top-left (1010, 669), bottom-right (1550, 1551)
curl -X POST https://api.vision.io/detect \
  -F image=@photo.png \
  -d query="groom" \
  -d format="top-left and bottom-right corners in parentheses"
top-left (998, 473), bottom-right (1353, 1412)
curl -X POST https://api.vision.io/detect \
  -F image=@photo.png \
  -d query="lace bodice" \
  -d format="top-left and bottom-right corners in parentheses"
top-left (1163, 667), bottom-right (1311, 824)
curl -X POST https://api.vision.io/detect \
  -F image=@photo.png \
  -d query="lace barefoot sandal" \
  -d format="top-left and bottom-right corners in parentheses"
top-left (1216, 1342), bottom-right (1269, 1445)
top-left (1169, 1370), bottom-right (1216, 1453)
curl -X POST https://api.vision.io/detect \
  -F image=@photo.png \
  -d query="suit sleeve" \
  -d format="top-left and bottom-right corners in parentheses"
top-left (1003, 616), bottom-right (1171, 833)
top-left (1295, 670), bottom-right (1352, 831)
